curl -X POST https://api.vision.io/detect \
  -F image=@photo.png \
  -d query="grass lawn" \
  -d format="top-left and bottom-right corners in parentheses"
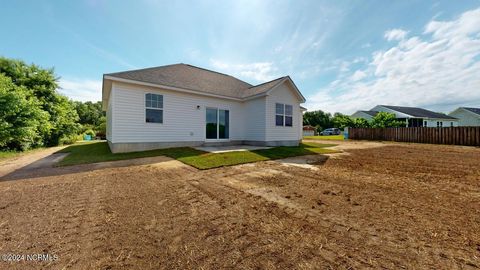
top-left (0, 147), bottom-right (46, 161)
top-left (58, 141), bottom-right (339, 169)
top-left (303, 134), bottom-right (344, 141)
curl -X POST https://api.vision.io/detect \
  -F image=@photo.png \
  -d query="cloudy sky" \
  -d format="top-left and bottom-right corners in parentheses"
top-left (2, 0), bottom-right (479, 114)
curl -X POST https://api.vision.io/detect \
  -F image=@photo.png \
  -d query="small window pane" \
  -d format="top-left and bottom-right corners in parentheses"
top-left (152, 100), bottom-right (158, 108)
top-left (145, 99), bottom-right (151, 107)
top-left (158, 95), bottom-right (163, 108)
top-left (285, 105), bottom-right (293, 116)
top-left (146, 93), bottom-right (152, 102)
top-left (276, 115), bottom-right (284, 126)
top-left (146, 109), bottom-right (163, 123)
top-left (285, 116), bottom-right (293, 126)
top-left (276, 103), bottom-right (284, 114)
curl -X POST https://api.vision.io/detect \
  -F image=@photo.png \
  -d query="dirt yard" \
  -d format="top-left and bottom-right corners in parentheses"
top-left (0, 142), bottom-right (479, 269)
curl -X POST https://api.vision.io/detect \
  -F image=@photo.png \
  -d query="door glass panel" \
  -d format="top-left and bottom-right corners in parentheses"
top-left (206, 108), bottom-right (218, 139)
top-left (219, 110), bottom-right (229, 139)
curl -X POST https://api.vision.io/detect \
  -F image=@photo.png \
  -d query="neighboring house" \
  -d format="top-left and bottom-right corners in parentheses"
top-left (302, 125), bottom-right (316, 136)
top-left (102, 64), bottom-right (306, 153)
top-left (448, 107), bottom-right (480, 126)
top-left (351, 110), bottom-right (379, 121)
top-left (352, 105), bottom-right (458, 127)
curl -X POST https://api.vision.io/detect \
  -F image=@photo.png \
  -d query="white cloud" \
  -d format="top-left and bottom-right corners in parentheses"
top-left (351, 70), bottom-right (367, 81)
top-left (58, 78), bottom-right (102, 102)
top-left (384, 28), bottom-right (408, 41)
top-left (210, 59), bottom-right (278, 82)
top-left (306, 8), bottom-right (480, 114)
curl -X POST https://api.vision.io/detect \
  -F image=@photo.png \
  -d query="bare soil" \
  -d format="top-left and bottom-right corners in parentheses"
top-left (0, 142), bottom-right (479, 269)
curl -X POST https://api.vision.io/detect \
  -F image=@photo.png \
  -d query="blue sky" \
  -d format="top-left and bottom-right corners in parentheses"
top-left (2, 0), bottom-right (480, 114)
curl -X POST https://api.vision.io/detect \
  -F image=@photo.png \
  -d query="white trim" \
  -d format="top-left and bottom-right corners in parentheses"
top-left (266, 77), bottom-right (306, 103)
top-left (205, 107), bottom-right (230, 141)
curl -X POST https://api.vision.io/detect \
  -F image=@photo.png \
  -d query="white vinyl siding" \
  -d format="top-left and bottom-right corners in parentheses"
top-left (106, 90), bottom-right (113, 141)
top-left (109, 80), bottom-right (302, 144)
top-left (243, 97), bottom-right (266, 141)
top-left (449, 109), bottom-right (480, 126)
top-left (265, 82), bottom-right (302, 141)
top-left (110, 81), bottom-right (245, 143)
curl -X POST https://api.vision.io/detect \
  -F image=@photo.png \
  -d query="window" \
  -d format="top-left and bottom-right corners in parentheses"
top-left (436, 121), bottom-right (443, 127)
top-left (145, 93), bottom-right (163, 123)
top-left (206, 108), bottom-right (229, 139)
top-left (451, 122), bottom-right (454, 127)
top-left (275, 103), bottom-right (284, 126)
top-left (275, 103), bottom-right (293, 127)
top-left (424, 121), bottom-right (427, 127)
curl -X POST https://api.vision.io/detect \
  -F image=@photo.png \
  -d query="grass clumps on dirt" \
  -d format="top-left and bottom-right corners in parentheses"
top-left (303, 135), bottom-right (344, 140)
top-left (58, 141), bottom-right (338, 169)
top-left (57, 141), bottom-right (204, 167)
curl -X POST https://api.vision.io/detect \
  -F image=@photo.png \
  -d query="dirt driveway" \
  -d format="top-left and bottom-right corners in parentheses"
top-left (0, 141), bottom-right (479, 269)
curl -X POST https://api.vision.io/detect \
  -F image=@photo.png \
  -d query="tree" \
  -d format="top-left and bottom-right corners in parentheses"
top-left (332, 113), bottom-right (354, 129)
top-left (0, 74), bottom-right (50, 150)
top-left (74, 101), bottom-right (103, 126)
top-left (0, 56), bottom-right (79, 149)
top-left (371, 112), bottom-right (404, 128)
top-left (352, 117), bottom-right (370, 128)
top-left (303, 110), bottom-right (332, 131)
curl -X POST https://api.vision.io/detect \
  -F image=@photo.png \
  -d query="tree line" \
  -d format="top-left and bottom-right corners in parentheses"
top-left (303, 110), bottom-right (403, 133)
top-left (0, 56), bottom-right (105, 151)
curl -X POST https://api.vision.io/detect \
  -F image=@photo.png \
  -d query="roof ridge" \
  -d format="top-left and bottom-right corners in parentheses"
top-left (248, 76), bottom-right (286, 89)
top-left (105, 63), bottom-right (183, 76)
top-left (183, 64), bottom-right (252, 86)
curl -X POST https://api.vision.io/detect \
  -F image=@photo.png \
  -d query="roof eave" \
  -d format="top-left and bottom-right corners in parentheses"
top-left (103, 75), bottom-right (243, 101)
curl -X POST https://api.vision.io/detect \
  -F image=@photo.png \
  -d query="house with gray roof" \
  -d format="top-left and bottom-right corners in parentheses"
top-left (351, 110), bottom-right (379, 121)
top-left (102, 64), bottom-right (306, 153)
top-left (449, 107), bottom-right (480, 126)
top-left (351, 105), bottom-right (458, 127)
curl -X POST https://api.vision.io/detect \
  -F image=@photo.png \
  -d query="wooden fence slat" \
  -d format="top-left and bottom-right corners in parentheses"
top-left (348, 127), bottom-right (479, 146)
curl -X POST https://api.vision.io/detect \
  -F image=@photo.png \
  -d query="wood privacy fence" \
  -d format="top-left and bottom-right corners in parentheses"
top-left (348, 127), bottom-right (480, 146)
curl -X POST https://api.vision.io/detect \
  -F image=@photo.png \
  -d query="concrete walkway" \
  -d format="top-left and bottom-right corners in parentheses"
top-left (194, 145), bottom-right (271, 153)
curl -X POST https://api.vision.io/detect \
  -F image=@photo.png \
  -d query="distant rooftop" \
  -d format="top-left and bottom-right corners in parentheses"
top-left (462, 107), bottom-right (480, 116)
top-left (378, 105), bottom-right (457, 120)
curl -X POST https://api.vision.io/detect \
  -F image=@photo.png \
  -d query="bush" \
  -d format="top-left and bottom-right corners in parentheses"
top-left (84, 129), bottom-right (95, 137)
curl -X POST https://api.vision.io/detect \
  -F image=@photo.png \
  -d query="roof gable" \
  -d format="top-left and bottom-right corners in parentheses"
top-left (462, 107), bottom-right (480, 116)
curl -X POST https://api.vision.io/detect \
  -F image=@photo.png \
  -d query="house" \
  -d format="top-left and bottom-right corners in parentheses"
top-left (352, 105), bottom-right (458, 127)
top-left (302, 125), bottom-right (316, 136)
top-left (102, 64), bottom-right (306, 153)
top-left (448, 107), bottom-right (480, 126)
top-left (351, 110), bottom-right (379, 121)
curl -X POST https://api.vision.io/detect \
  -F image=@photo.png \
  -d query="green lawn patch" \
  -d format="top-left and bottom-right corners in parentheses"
top-left (303, 134), bottom-right (344, 141)
top-left (57, 141), bottom-right (204, 167)
top-left (57, 141), bottom-right (339, 169)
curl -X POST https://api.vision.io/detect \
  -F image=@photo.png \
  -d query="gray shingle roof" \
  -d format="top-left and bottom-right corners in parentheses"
top-left (241, 77), bottom-right (286, 98)
top-left (359, 110), bottom-right (379, 117)
top-left (105, 63), bottom-right (288, 99)
top-left (462, 107), bottom-right (480, 115)
top-left (380, 105), bottom-right (457, 119)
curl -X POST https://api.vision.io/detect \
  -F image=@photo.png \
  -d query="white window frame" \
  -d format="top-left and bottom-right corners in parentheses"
top-left (145, 93), bottom-right (163, 124)
top-left (205, 107), bottom-right (230, 141)
top-left (275, 103), bottom-right (293, 127)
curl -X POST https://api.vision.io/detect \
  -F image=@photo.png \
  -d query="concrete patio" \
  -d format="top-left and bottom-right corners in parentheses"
top-left (194, 145), bottom-right (271, 153)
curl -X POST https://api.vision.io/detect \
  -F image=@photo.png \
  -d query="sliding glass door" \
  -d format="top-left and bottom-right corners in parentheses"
top-left (206, 108), bottom-right (229, 139)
